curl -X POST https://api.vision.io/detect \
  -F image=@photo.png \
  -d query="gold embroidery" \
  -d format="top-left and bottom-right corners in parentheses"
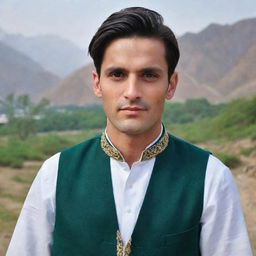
top-left (100, 131), bottom-right (169, 162)
top-left (141, 131), bottom-right (169, 161)
top-left (116, 230), bottom-right (132, 256)
top-left (101, 134), bottom-right (124, 161)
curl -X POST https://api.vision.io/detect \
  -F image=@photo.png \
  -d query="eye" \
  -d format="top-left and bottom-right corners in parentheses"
top-left (144, 73), bottom-right (157, 78)
top-left (142, 72), bottom-right (159, 81)
top-left (109, 71), bottom-right (125, 80)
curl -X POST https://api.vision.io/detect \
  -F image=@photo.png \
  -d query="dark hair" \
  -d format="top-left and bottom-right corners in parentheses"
top-left (88, 7), bottom-right (180, 77)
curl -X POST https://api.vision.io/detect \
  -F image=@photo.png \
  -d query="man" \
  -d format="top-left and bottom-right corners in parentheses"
top-left (7, 7), bottom-right (252, 256)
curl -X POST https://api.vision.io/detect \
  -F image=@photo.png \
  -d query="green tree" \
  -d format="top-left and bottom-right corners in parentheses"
top-left (0, 93), bottom-right (15, 123)
top-left (0, 94), bottom-right (49, 140)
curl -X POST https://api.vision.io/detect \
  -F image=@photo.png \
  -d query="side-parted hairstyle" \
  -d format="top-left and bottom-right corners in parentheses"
top-left (88, 7), bottom-right (180, 78)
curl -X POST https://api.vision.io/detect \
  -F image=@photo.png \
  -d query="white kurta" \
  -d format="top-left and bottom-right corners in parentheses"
top-left (6, 135), bottom-right (253, 256)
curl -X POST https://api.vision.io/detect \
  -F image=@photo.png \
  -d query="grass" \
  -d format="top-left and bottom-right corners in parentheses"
top-left (167, 97), bottom-right (256, 143)
top-left (0, 193), bottom-right (25, 203)
top-left (240, 146), bottom-right (256, 156)
top-left (0, 204), bottom-right (19, 254)
top-left (0, 162), bottom-right (40, 254)
top-left (0, 204), bottom-right (18, 226)
top-left (0, 129), bottom-right (101, 168)
top-left (12, 174), bottom-right (35, 184)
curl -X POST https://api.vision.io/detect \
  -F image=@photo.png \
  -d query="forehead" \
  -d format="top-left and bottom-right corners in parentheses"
top-left (101, 37), bottom-right (168, 71)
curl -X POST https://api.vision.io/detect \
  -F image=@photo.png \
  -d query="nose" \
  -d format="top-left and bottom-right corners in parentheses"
top-left (123, 75), bottom-right (141, 101)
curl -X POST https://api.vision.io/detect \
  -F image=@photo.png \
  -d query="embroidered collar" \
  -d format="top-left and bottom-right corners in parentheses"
top-left (100, 128), bottom-right (169, 162)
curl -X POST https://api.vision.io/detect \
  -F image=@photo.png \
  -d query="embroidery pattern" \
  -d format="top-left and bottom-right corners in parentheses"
top-left (100, 131), bottom-right (169, 162)
top-left (141, 131), bottom-right (169, 161)
top-left (116, 230), bottom-right (132, 256)
top-left (101, 135), bottom-right (124, 161)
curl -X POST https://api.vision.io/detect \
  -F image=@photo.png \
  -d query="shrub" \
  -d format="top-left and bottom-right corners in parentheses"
top-left (0, 147), bottom-right (24, 168)
top-left (34, 134), bottom-right (73, 156)
top-left (240, 146), bottom-right (256, 156)
top-left (0, 130), bottom-right (102, 168)
top-left (215, 152), bottom-right (241, 168)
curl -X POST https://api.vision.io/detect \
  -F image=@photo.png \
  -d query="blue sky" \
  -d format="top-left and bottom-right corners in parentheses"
top-left (0, 0), bottom-right (255, 48)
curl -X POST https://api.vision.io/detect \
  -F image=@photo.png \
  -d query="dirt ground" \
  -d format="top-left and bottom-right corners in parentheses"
top-left (200, 139), bottom-right (256, 253)
top-left (0, 139), bottom-right (255, 255)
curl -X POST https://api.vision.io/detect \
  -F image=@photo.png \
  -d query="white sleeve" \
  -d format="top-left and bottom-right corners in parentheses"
top-left (6, 153), bottom-right (60, 256)
top-left (200, 155), bottom-right (253, 256)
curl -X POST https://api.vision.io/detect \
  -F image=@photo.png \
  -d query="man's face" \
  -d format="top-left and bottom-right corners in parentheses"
top-left (93, 37), bottom-right (178, 136)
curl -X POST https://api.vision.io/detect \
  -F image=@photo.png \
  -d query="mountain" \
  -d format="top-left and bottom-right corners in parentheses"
top-left (45, 63), bottom-right (100, 106)
top-left (173, 71), bottom-right (222, 102)
top-left (178, 18), bottom-right (256, 85)
top-left (173, 17), bottom-right (256, 102)
top-left (14, 17), bottom-right (256, 106)
top-left (214, 43), bottom-right (256, 100)
top-left (0, 30), bottom-right (88, 77)
top-left (0, 41), bottom-right (59, 100)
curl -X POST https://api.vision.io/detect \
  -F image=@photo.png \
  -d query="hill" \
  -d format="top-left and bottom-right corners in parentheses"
top-left (174, 18), bottom-right (256, 102)
top-left (0, 29), bottom-right (88, 77)
top-left (178, 18), bottom-right (256, 83)
top-left (45, 63), bottom-right (100, 106)
top-left (214, 43), bottom-right (256, 100)
top-left (0, 41), bottom-right (59, 100)
top-left (1, 17), bottom-right (256, 105)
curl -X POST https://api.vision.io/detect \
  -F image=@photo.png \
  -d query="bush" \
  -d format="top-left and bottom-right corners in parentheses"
top-left (35, 134), bottom-right (72, 156)
top-left (0, 134), bottom-right (72, 168)
top-left (163, 98), bottom-right (224, 125)
top-left (169, 96), bottom-right (256, 142)
top-left (240, 146), bottom-right (256, 156)
top-left (210, 97), bottom-right (256, 140)
top-left (0, 145), bottom-right (24, 168)
top-left (168, 119), bottom-right (213, 143)
top-left (0, 129), bottom-right (103, 168)
top-left (214, 152), bottom-right (241, 168)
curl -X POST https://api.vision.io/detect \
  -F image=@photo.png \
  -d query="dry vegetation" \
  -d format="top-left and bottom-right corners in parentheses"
top-left (0, 161), bottom-right (40, 255)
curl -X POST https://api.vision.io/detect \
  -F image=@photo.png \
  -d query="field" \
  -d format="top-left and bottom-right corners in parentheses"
top-left (0, 97), bottom-right (255, 254)
top-left (0, 136), bottom-right (255, 255)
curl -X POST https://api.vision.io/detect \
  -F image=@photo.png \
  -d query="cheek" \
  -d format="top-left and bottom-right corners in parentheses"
top-left (101, 91), bottom-right (119, 112)
top-left (150, 90), bottom-right (167, 104)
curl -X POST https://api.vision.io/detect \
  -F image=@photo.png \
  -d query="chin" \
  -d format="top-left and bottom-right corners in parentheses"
top-left (113, 119), bottom-right (153, 136)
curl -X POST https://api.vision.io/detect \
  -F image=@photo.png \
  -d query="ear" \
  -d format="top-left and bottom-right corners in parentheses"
top-left (92, 71), bottom-right (102, 98)
top-left (166, 72), bottom-right (178, 100)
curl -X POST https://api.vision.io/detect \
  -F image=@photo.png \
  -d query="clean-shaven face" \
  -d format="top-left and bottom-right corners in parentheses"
top-left (93, 37), bottom-right (177, 136)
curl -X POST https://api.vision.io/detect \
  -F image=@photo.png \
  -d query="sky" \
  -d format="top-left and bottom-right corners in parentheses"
top-left (0, 0), bottom-right (255, 49)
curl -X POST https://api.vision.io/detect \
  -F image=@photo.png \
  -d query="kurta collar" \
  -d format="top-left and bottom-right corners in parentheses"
top-left (100, 125), bottom-right (169, 162)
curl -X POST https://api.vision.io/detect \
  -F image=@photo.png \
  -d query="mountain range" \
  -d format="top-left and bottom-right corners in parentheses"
top-left (174, 17), bottom-right (256, 102)
top-left (0, 17), bottom-right (256, 105)
top-left (0, 28), bottom-right (88, 77)
top-left (45, 64), bottom-right (100, 106)
top-left (0, 41), bottom-right (59, 100)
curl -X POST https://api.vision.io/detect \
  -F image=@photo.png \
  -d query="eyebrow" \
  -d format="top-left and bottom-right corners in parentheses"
top-left (104, 66), bottom-right (164, 74)
top-left (140, 67), bottom-right (164, 74)
top-left (104, 67), bottom-right (126, 74)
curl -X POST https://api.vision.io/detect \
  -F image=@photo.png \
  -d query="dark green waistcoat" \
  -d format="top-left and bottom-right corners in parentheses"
top-left (51, 134), bottom-right (210, 256)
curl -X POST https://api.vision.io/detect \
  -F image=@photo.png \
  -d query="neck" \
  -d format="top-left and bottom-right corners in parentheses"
top-left (106, 123), bottom-right (162, 167)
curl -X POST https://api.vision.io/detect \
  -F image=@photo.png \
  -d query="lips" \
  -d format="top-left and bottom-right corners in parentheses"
top-left (121, 106), bottom-right (145, 111)
top-left (120, 105), bottom-right (146, 112)
top-left (119, 106), bottom-right (146, 116)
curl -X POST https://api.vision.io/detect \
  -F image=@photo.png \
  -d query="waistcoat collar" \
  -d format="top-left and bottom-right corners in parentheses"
top-left (100, 126), bottom-right (169, 162)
